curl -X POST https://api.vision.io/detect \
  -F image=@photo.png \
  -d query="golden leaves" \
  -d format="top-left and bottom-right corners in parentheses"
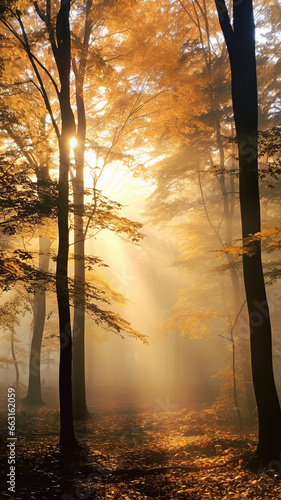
top-left (218, 225), bottom-right (281, 259)
top-left (157, 308), bottom-right (219, 339)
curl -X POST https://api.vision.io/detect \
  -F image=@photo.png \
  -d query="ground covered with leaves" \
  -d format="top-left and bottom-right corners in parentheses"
top-left (1, 400), bottom-right (281, 499)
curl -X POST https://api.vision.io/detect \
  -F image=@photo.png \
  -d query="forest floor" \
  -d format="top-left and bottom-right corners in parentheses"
top-left (1, 399), bottom-right (281, 499)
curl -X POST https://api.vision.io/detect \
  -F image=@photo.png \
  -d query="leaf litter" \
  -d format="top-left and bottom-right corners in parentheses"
top-left (0, 404), bottom-right (281, 499)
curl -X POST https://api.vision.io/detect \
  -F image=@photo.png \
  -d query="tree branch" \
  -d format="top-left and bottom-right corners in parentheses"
top-left (178, 0), bottom-right (198, 27)
top-left (198, 170), bottom-right (225, 249)
top-left (34, 1), bottom-right (48, 23)
top-left (34, 0), bottom-right (59, 68)
top-left (214, 0), bottom-right (234, 51)
top-left (15, 10), bottom-right (60, 140)
top-left (1, 11), bottom-right (60, 101)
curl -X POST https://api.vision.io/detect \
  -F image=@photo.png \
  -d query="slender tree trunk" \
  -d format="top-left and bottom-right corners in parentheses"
top-left (24, 119), bottom-right (51, 407)
top-left (72, 86), bottom-right (89, 420)
top-left (55, 0), bottom-right (77, 449)
top-left (57, 132), bottom-right (77, 448)
top-left (5, 0), bottom-right (78, 447)
top-left (215, 117), bottom-right (242, 312)
top-left (215, 0), bottom-right (281, 467)
top-left (24, 236), bottom-right (50, 406)
top-left (72, 0), bottom-right (93, 420)
top-left (11, 330), bottom-right (19, 394)
top-left (216, 119), bottom-right (245, 426)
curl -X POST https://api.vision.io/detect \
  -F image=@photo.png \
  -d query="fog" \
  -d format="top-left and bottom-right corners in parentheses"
top-left (2, 157), bottom-right (281, 428)
top-left (0, 165), bottom-right (247, 420)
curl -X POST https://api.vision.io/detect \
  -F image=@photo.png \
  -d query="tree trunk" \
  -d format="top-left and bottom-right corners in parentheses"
top-left (24, 236), bottom-right (50, 406)
top-left (72, 86), bottom-right (89, 420)
top-left (57, 133), bottom-right (77, 448)
top-left (11, 330), bottom-right (19, 394)
top-left (72, 0), bottom-right (93, 420)
top-left (24, 118), bottom-right (51, 407)
top-left (215, 117), bottom-right (242, 313)
top-left (215, 0), bottom-right (281, 467)
top-left (55, 0), bottom-right (77, 449)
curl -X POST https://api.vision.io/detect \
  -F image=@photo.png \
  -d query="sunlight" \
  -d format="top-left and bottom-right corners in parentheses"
top-left (70, 137), bottom-right (77, 150)
top-left (84, 164), bottom-right (93, 188)
top-left (4, 1), bottom-right (280, 495)
top-left (84, 148), bottom-right (154, 203)
top-left (96, 162), bottom-right (152, 203)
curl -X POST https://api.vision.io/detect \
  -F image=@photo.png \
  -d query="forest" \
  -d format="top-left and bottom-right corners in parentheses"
top-left (1, 0), bottom-right (281, 498)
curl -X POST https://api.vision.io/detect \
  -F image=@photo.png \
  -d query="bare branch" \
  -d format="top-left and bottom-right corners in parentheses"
top-left (198, 170), bottom-right (225, 249)
top-left (34, 1), bottom-right (48, 23)
top-left (15, 10), bottom-right (60, 139)
top-left (214, 0), bottom-right (234, 51)
top-left (178, 0), bottom-right (198, 27)
top-left (34, 0), bottom-right (59, 67)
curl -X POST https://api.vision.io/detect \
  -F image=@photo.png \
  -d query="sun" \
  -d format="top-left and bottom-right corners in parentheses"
top-left (70, 137), bottom-right (77, 150)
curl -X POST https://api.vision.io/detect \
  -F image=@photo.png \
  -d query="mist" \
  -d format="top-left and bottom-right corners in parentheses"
top-left (2, 0), bottom-right (281, 497)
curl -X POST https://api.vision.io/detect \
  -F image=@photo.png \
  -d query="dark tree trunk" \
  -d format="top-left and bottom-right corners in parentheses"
top-left (4, 0), bottom-right (78, 447)
top-left (55, 0), bottom-right (77, 449)
top-left (57, 135), bottom-right (77, 449)
top-left (215, 0), bottom-right (281, 467)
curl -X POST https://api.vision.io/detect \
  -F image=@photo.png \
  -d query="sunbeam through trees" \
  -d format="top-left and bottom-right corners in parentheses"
top-left (1, 0), bottom-right (281, 498)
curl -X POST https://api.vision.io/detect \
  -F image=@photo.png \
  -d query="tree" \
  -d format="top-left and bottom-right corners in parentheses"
top-left (35, 0), bottom-right (77, 449)
top-left (70, 0), bottom-right (91, 421)
top-left (142, 0), bottom-right (248, 420)
top-left (0, 0), bottom-right (78, 448)
top-left (0, 0), bottom-right (148, 440)
top-left (0, 96), bottom-right (56, 406)
top-left (141, 0), bottom-right (281, 426)
top-left (214, 0), bottom-right (281, 468)
top-left (0, 295), bottom-right (28, 394)
top-left (24, 236), bottom-right (51, 405)
top-left (69, 0), bottom-right (165, 419)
